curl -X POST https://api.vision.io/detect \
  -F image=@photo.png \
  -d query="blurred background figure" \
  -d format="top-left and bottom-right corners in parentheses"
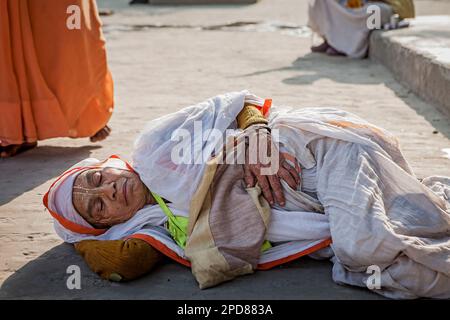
top-left (0, 0), bottom-right (114, 158)
top-left (308, 0), bottom-right (415, 58)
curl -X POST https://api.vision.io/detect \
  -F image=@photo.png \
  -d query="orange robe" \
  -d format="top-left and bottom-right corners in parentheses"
top-left (0, 0), bottom-right (114, 146)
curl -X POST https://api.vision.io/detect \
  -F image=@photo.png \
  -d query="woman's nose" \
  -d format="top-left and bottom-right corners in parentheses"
top-left (100, 181), bottom-right (116, 200)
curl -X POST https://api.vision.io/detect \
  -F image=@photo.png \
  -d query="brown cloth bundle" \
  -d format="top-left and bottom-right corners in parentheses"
top-left (74, 238), bottom-right (163, 281)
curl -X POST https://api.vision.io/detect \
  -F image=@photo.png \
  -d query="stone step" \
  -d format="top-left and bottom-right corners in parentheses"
top-left (369, 16), bottom-right (450, 118)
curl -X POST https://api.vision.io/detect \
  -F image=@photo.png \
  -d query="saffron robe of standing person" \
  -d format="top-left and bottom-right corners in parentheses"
top-left (0, 0), bottom-right (114, 157)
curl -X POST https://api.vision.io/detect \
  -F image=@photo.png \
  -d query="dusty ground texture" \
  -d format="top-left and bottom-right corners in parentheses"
top-left (1, 0), bottom-right (449, 299)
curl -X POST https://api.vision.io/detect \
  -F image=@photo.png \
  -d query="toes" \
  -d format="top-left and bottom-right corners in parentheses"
top-left (0, 145), bottom-right (20, 158)
top-left (98, 129), bottom-right (109, 140)
top-left (90, 126), bottom-right (111, 143)
top-left (97, 134), bottom-right (107, 141)
top-left (89, 135), bottom-right (97, 142)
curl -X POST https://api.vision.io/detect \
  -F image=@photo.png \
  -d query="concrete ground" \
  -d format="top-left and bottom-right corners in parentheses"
top-left (1, 0), bottom-right (449, 299)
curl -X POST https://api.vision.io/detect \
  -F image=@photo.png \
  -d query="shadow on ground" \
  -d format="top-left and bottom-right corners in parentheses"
top-left (239, 53), bottom-right (382, 85)
top-left (239, 52), bottom-right (450, 139)
top-left (0, 243), bottom-right (384, 300)
top-left (0, 145), bottom-right (101, 205)
top-left (98, 0), bottom-right (254, 14)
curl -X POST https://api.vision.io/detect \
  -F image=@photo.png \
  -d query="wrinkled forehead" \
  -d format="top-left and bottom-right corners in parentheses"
top-left (73, 166), bottom-right (130, 191)
top-left (73, 168), bottom-right (97, 191)
top-left (70, 157), bottom-right (132, 207)
top-left (43, 155), bottom-right (134, 236)
top-left (72, 169), bottom-right (95, 216)
top-left (71, 166), bottom-right (128, 216)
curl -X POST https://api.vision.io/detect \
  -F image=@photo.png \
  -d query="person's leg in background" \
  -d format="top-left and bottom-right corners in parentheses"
top-left (308, 0), bottom-right (393, 58)
top-left (0, 0), bottom-right (114, 158)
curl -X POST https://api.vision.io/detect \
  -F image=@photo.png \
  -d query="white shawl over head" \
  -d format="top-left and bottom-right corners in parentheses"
top-left (132, 90), bottom-right (267, 211)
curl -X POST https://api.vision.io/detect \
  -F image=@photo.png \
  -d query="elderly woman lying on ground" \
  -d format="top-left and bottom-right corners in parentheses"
top-left (44, 91), bottom-right (450, 299)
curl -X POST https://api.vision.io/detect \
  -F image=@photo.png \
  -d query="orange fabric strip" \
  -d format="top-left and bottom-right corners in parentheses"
top-left (129, 233), bottom-right (192, 268)
top-left (130, 234), bottom-right (332, 271)
top-left (256, 238), bottom-right (332, 270)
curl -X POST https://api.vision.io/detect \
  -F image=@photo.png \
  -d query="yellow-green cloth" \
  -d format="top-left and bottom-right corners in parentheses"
top-left (151, 192), bottom-right (272, 252)
top-left (152, 192), bottom-right (189, 248)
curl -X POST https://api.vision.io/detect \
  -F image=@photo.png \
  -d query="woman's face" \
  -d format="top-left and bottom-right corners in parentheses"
top-left (72, 167), bottom-right (150, 228)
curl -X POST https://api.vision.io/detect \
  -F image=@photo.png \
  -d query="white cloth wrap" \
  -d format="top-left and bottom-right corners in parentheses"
top-left (49, 91), bottom-right (450, 299)
top-left (308, 0), bottom-right (393, 58)
top-left (268, 106), bottom-right (450, 299)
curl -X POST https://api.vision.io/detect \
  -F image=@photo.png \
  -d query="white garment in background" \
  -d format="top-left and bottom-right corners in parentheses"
top-left (308, 0), bottom-right (393, 58)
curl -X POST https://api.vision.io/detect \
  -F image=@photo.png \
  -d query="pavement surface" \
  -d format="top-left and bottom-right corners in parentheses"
top-left (1, 0), bottom-right (449, 299)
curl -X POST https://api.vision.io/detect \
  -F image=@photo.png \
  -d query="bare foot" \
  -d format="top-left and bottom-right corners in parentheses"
top-left (311, 41), bottom-right (330, 53)
top-left (129, 0), bottom-right (149, 4)
top-left (90, 125), bottom-right (111, 143)
top-left (0, 142), bottom-right (37, 158)
top-left (99, 9), bottom-right (114, 16)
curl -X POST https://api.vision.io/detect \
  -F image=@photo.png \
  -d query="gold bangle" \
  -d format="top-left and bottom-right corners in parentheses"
top-left (237, 104), bottom-right (268, 130)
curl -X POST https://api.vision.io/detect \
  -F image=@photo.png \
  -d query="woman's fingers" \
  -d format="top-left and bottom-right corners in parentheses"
top-left (282, 160), bottom-right (301, 186)
top-left (252, 166), bottom-right (285, 206)
top-left (256, 173), bottom-right (274, 205)
top-left (278, 168), bottom-right (297, 189)
top-left (289, 165), bottom-right (301, 187)
top-left (268, 174), bottom-right (285, 206)
top-left (244, 164), bottom-right (256, 188)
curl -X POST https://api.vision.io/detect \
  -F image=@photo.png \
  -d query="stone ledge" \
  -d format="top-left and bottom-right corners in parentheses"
top-left (369, 16), bottom-right (450, 118)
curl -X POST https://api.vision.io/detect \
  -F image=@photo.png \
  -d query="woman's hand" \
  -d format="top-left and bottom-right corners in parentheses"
top-left (243, 126), bottom-right (301, 206)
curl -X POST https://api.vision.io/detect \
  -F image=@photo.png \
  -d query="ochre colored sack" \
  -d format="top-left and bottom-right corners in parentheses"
top-left (74, 238), bottom-right (163, 281)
